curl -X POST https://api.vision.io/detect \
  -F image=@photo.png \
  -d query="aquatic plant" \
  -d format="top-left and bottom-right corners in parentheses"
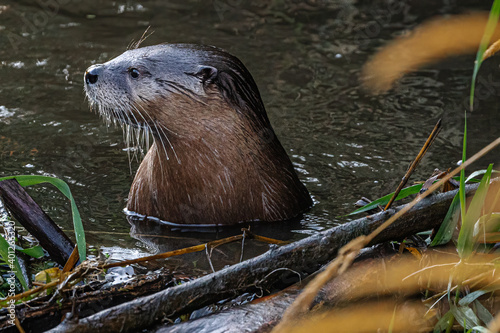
top-left (0, 175), bottom-right (86, 294)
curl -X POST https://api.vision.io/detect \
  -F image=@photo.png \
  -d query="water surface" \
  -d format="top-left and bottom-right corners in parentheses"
top-left (0, 1), bottom-right (499, 273)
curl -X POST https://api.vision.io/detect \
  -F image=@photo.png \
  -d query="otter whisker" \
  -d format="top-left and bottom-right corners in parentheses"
top-left (157, 123), bottom-right (180, 164)
top-left (107, 97), bottom-right (144, 167)
top-left (136, 102), bottom-right (179, 164)
top-left (112, 102), bottom-right (133, 163)
top-left (131, 104), bottom-right (168, 182)
top-left (128, 26), bottom-right (154, 50)
top-left (132, 106), bottom-right (150, 156)
top-left (137, 107), bottom-right (170, 177)
top-left (124, 125), bottom-right (134, 174)
top-left (123, 108), bottom-right (144, 162)
top-left (107, 100), bottom-right (126, 126)
top-left (130, 103), bottom-right (160, 158)
top-left (158, 121), bottom-right (181, 138)
top-left (135, 103), bottom-right (171, 164)
top-left (133, 103), bottom-right (180, 164)
top-left (126, 107), bottom-right (146, 157)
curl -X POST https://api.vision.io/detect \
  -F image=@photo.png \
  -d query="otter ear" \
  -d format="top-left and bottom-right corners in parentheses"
top-left (195, 65), bottom-right (218, 84)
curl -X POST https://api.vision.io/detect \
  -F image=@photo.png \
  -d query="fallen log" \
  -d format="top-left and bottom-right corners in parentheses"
top-left (159, 285), bottom-right (302, 333)
top-left (47, 180), bottom-right (488, 333)
top-left (153, 244), bottom-right (397, 333)
top-left (0, 179), bottom-right (74, 266)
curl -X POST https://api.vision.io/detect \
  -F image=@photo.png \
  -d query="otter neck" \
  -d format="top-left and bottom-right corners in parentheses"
top-left (127, 111), bottom-right (312, 225)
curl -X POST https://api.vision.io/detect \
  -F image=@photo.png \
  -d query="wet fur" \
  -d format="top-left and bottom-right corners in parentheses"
top-left (85, 44), bottom-right (312, 225)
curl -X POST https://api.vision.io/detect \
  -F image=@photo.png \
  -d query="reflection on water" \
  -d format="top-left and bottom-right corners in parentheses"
top-left (0, 1), bottom-right (499, 270)
top-left (127, 214), bottom-right (302, 273)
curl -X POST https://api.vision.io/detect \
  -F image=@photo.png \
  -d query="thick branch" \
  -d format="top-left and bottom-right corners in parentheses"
top-left (0, 179), bottom-right (74, 266)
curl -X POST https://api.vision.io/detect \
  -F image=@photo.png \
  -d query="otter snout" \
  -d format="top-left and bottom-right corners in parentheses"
top-left (85, 64), bottom-right (104, 85)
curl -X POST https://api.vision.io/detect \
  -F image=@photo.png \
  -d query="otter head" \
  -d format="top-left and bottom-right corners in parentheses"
top-left (84, 44), bottom-right (312, 226)
top-left (84, 44), bottom-right (270, 136)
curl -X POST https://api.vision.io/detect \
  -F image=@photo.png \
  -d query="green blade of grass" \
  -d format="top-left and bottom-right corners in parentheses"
top-left (0, 234), bottom-right (28, 291)
top-left (350, 171), bottom-right (489, 219)
top-left (476, 213), bottom-right (500, 237)
top-left (457, 164), bottom-right (493, 258)
top-left (430, 193), bottom-right (461, 246)
top-left (458, 286), bottom-right (500, 307)
top-left (474, 300), bottom-right (494, 326)
top-left (449, 304), bottom-right (481, 330)
top-left (433, 310), bottom-right (454, 333)
top-left (470, 0), bottom-right (500, 110)
top-left (347, 184), bottom-right (423, 216)
top-left (466, 169), bottom-right (500, 183)
top-left (16, 245), bottom-right (44, 259)
top-left (0, 175), bottom-right (86, 262)
top-left (459, 115), bottom-right (467, 234)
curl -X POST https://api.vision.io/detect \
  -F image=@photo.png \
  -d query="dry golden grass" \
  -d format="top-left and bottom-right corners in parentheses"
top-left (280, 252), bottom-right (500, 333)
top-left (285, 300), bottom-right (429, 333)
top-left (362, 13), bottom-right (500, 94)
top-left (483, 38), bottom-right (500, 60)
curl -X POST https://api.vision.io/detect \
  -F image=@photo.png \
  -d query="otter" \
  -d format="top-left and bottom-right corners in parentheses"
top-left (84, 44), bottom-right (312, 226)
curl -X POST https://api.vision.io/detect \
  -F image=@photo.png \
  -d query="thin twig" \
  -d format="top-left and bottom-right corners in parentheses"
top-left (385, 119), bottom-right (442, 211)
top-left (102, 230), bottom-right (288, 269)
top-left (258, 268), bottom-right (302, 286)
top-left (205, 245), bottom-right (216, 274)
top-left (101, 235), bottom-right (244, 269)
top-left (247, 232), bottom-right (290, 245)
top-left (14, 315), bottom-right (25, 333)
top-left (240, 229), bottom-right (246, 263)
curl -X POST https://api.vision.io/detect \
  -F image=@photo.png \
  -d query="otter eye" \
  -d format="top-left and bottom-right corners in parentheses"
top-left (129, 68), bottom-right (140, 79)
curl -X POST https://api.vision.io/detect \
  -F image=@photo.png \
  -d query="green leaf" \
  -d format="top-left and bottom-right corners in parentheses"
top-left (17, 245), bottom-right (44, 259)
top-left (469, 0), bottom-right (500, 109)
top-left (0, 234), bottom-right (28, 291)
top-left (347, 184), bottom-right (423, 216)
top-left (450, 304), bottom-right (481, 330)
top-left (0, 175), bottom-right (86, 262)
top-left (431, 193), bottom-right (461, 246)
top-left (474, 300), bottom-right (494, 326)
top-left (466, 170), bottom-right (500, 183)
top-left (457, 164), bottom-right (493, 257)
top-left (459, 288), bottom-right (497, 307)
top-left (459, 115), bottom-right (467, 236)
top-left (475, 214), bottom-right (500, 242)
top-left (433, 310), bottom-right (454, 333)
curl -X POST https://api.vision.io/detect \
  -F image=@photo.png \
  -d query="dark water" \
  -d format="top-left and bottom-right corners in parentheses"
top-left (0, 1), bottom-right (499, 271)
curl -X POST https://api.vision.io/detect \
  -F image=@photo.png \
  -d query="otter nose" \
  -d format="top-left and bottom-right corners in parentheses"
top-left (85, 65), bottom-right (103, 85)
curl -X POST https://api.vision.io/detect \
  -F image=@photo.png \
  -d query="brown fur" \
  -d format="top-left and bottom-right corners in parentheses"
top-left (128, 92), bottom-right (312, 225)
top-left (85, 44), bottom-right (312, 225)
